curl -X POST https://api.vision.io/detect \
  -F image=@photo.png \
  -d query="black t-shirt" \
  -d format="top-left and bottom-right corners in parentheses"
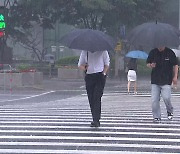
top-left (146, 47), bottom-right (178, 85)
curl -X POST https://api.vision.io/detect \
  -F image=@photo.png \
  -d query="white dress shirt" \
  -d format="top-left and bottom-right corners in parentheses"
top-left (78, 50), bottom-right (110, 74)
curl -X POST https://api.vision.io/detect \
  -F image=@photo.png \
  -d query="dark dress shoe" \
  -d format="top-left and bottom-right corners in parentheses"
top-left (90, 121), bottom-right (100, 127)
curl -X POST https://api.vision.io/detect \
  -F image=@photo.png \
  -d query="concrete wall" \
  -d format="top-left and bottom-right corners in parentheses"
top-left (58, 68), bottom-right (84, 79)
top-left (22, 72), bottom-right (43, 86)
top-left (0, 72), bottom-right (43, 87)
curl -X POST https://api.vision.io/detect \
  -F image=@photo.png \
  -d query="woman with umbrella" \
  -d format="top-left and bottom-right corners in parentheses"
top-left (127, 58), bottom-right (137, 94)
top-left (125, 50), bottom-right (148, 94)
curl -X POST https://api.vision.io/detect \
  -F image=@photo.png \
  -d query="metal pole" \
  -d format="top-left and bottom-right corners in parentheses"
top-left (1, 31), bottom-right (5, 63)
top-left (3, 67), bottom-right (6, 93)
top-left (0, 0), bottom-right (9, 64)
top-left (179, 0), bottom-right (180, 30)
top-left (179, 0), bottom-right (180, 49)
top-left (1, 0), bottom-right (17, 62)
top-left (8, 64), bottom-right (12, 94)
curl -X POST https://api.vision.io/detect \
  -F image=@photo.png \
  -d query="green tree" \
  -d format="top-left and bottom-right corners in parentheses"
top-left (55, 0), bottom-right (171, 38)
top-left (0, 0), bottom-right (178, 62)
top-left (6, 0), bottom-right (177, 42)
top-left (3, 0), bottom-right (66, 62)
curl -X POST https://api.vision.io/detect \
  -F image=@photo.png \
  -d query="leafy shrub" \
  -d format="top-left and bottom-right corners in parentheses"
top-left (57, 56), bottom-right (79, 67)
top-left (137, 60), bottom-right (151, 76)
top-left (17, 64), bottom-right (36, 72)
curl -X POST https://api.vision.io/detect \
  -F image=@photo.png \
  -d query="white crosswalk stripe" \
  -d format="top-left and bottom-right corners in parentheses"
top-left (0, 94), bottom-right (180, 153)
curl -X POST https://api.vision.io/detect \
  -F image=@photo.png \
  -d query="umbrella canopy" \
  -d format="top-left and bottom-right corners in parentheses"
top-left (172, 49), bottom-right (180, 57)
top-left (127, 22), bottom-right (180, 49)
top-left (125, 50), bottom-right (148, 59)
top-left (60, 28), bottom-right (115, 52)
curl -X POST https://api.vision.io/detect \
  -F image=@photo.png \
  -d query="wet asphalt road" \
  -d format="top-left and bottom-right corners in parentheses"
top-left (0, 78), bottom-right (180, 153)
top-left (0, 78), bottom-right (113, 104)
top-left (0, 77), bottom-right (178, 106)
top-left (0, 77), bottom-right (152, 106)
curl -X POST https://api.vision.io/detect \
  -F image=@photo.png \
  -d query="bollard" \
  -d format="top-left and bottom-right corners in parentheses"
top-left (9, 71), bottom-right (12, 95)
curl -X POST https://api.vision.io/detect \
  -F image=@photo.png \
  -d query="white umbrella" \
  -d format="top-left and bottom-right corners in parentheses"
top-left (172, 49), bottom-right (180, 57)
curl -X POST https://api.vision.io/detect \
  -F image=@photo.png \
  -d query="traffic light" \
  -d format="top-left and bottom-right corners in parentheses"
top-left (0, 6), bottom-right (6, 37)
top-left (0, 30), bottom-right (5, 37)
top-left (0, 14), bottom-right (6, 29)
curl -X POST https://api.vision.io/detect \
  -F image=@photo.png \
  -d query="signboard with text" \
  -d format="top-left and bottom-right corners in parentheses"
top-left (115, 41), bottom-right (122, 52)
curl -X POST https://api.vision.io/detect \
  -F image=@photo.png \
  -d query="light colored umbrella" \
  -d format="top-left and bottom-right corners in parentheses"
top-left (125, 50), bottom-right (148, 59)
top-left (172, 49), bottom-right (180, 57)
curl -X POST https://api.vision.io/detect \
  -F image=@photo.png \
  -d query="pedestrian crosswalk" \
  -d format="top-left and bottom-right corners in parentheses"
top-left (0, 94), bottom-right (180, 153)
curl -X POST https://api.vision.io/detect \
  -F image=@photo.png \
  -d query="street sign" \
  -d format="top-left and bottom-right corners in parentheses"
top-left (51, 46), bottom-right (57, 52)
top-left (115, 41), bottom-right (122, 52)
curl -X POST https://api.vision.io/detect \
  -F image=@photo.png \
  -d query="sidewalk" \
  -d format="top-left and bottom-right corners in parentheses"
top-left (1, 76), bottom-right (179, 93)
top-left (35, 76), bottom-right (180, 92)
top-left (41, 76), bottom-right (152, 92)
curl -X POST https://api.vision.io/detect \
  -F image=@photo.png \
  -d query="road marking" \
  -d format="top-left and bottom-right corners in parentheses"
top-left (82, 92), bottom-right (180, 97)
top-left (0, 142), bottom-right (180, 150)
top-left (0, 119), bottom-right (180, 125)
top-left (0, 149), bottom-right (163, 154)
top-left (80, 85), bottom-right (85, 88)
top-left (0, 91), bottom-right (55, 102)
top-left (57, 89), bottom-right (86, 92)
top-left (0, 125), bottom-right (180, 131)
top-left (0, 90), bottom-right (180, 153)
top-left (0, 135), bottom-right (180, 143)
top-left (0, 130), bottom-right (180, 137)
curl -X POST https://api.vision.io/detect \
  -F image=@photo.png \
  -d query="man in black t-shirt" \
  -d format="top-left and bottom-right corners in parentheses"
top-left (146, 47), bottom-right (178, 122)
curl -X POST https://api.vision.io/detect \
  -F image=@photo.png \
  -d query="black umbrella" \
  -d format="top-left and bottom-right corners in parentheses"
top-left (60, 28), bottom-right (115, 52)
top-left (127, 22), bottom-right (180, 49)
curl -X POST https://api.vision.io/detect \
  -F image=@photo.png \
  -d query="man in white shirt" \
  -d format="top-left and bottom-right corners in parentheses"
top-left (78, 50), bottom-right (110, 127)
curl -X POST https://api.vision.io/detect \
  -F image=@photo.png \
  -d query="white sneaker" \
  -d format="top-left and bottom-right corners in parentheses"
top-left (153, 118), bottom-right (161, 123)
top-left (167, 112), bottom-right (173, 120)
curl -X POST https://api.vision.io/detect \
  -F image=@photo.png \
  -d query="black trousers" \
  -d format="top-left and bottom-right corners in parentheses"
top-left (85, 72), bottom-right (106, 122)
